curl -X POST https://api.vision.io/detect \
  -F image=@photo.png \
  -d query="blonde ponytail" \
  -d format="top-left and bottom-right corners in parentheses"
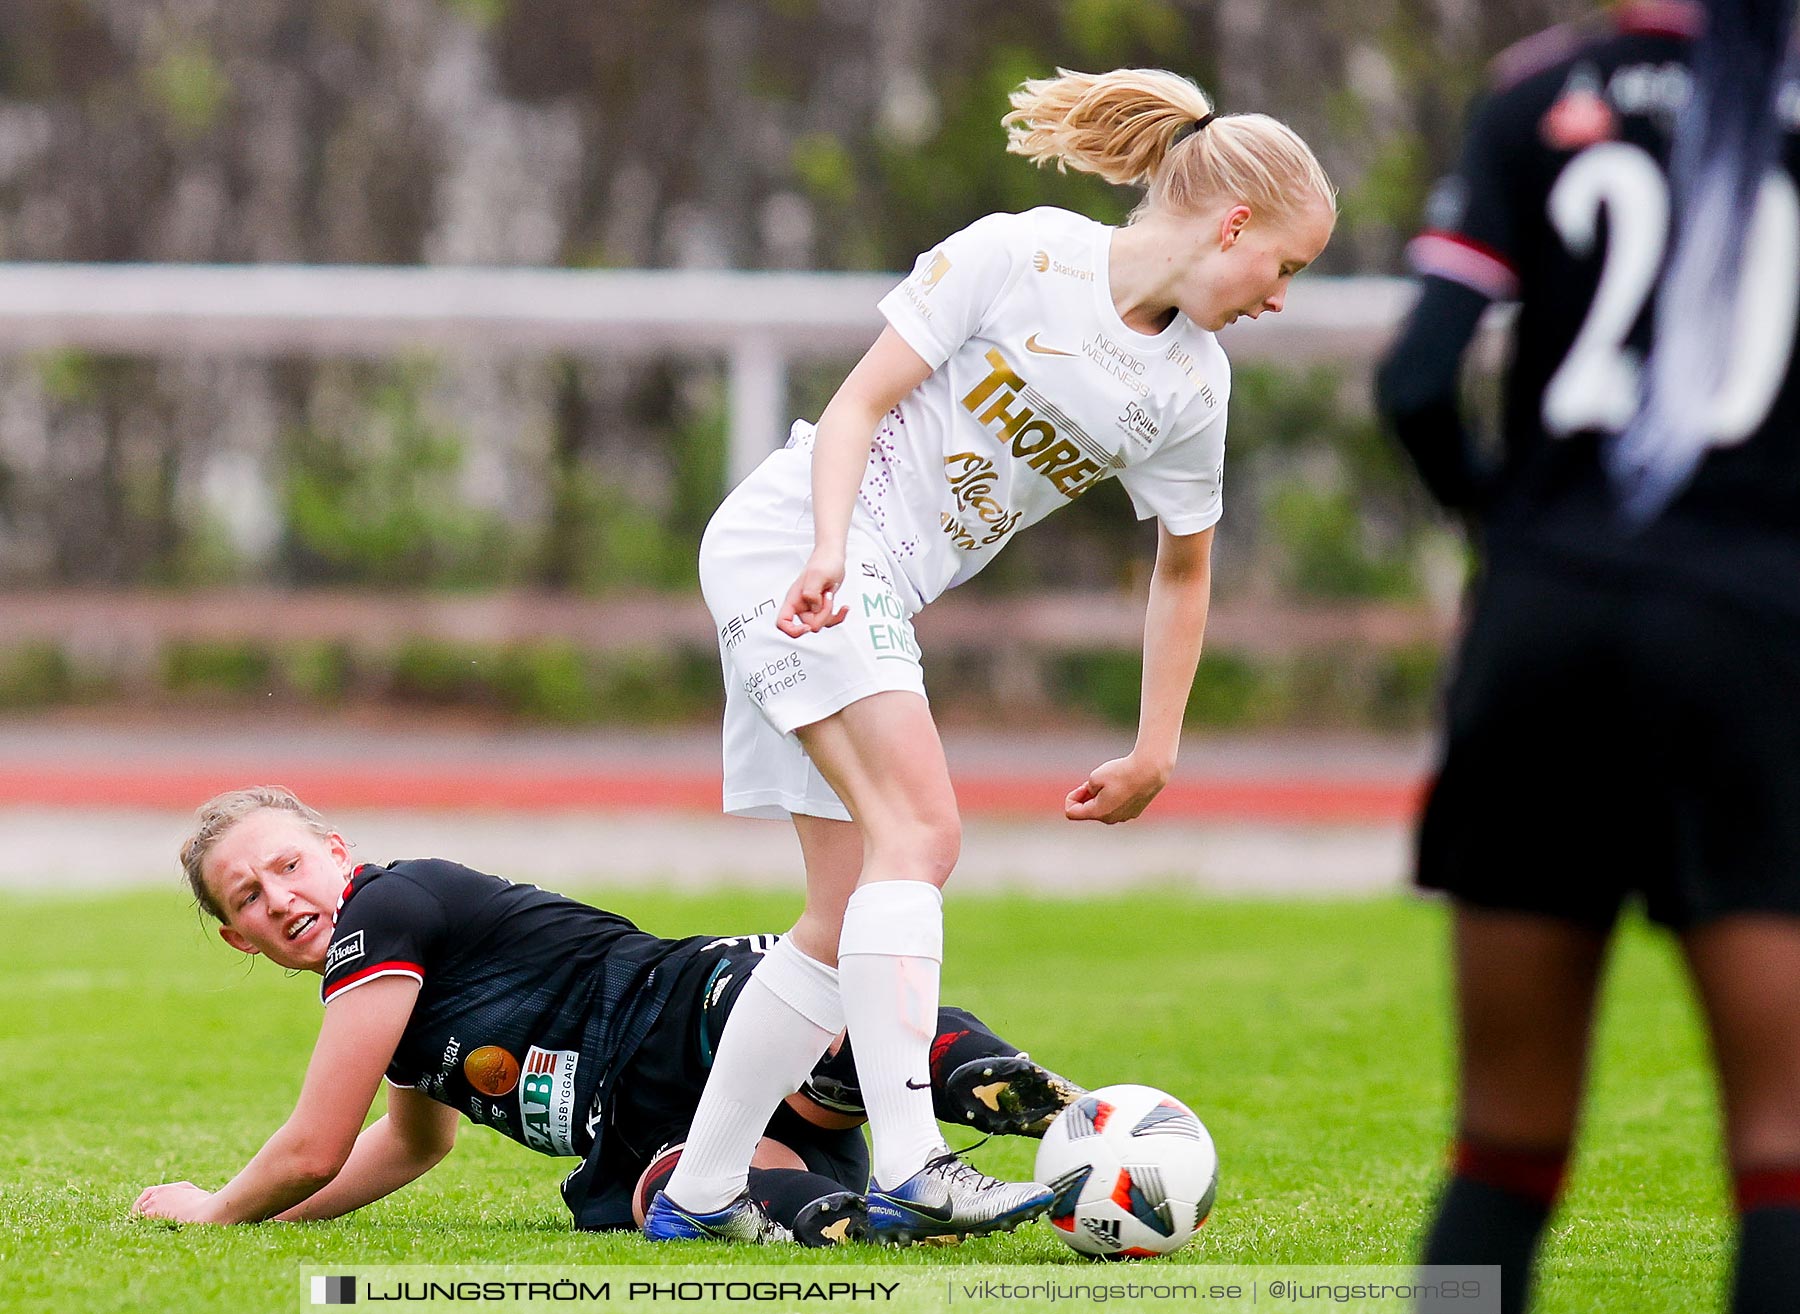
top-left (1003, 67), bottom-right (1212, 187)
top-left (1003, 67), bottom-right (1336, 227)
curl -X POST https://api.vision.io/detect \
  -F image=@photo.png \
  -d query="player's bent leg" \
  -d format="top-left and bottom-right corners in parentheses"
top-left (649, 817), bottom-right (863, 1233)
top-left (653, 805), bottom-right (862, 1227)
top-left (765, 1100), bottom-right (871, 1192)
top-left (798, 693), bottom-right (1052, 1237)
top-left (1421, 906), bottom-right (1608, 1314)
top-left (1680, 915), bottom-right (1800, 1314)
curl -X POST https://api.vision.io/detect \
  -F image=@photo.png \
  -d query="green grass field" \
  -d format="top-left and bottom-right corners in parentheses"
top-left (0, 885), bottom-right (1729, 1313)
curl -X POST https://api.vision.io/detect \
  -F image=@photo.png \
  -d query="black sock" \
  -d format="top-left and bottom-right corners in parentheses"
top-left (1733, 1208), bottom-right (1800, 1314)
top-left (1419, 1142), bottom-right (1564, 1314)
top-left (926, 1006), bottom-right (1021, 1083)
top-left (746, 1166), bottom-right (855, 1229)
top-left (1420, 1177), bottom-right (1549, 1314)
top-left (803, 1006), bottom-right (1019, 1116)
top-left (1730, 1166), bottom-right (1800, 1314)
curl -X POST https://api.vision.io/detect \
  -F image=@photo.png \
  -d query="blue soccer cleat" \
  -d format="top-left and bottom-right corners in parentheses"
top-left (642, 1189), bottom-right (794, 1244)
top-left (866, 1149), bottom-right (1055, 1245)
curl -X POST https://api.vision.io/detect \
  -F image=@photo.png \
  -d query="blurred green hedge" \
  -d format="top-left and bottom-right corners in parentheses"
top-left (0, 634), bottom-right (1442, 731)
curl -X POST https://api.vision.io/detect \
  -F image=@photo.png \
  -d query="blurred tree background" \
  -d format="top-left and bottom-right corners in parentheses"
top-left (0, 0), bottom-right (1589, 724)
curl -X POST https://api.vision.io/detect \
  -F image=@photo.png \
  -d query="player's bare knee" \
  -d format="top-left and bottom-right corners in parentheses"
top-left (891, 818), bottom-right (960, 885)
top-left (921, 814), bottom-right (961, 881)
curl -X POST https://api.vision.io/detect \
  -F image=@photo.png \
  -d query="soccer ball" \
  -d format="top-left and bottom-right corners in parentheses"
top-left (1033, 1084), bottom-right (1217, 1259)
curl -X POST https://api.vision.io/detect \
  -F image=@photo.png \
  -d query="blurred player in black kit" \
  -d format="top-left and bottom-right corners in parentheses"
top-left (1378, 2), bottom-right (1800, 1311)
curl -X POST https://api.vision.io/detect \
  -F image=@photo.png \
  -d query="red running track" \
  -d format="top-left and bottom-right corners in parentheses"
top-left (0, 764), bottom-right (1423, 824)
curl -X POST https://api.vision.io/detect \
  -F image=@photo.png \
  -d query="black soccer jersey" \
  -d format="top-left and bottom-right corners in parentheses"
top-left (321, 859), bottom-right (704, 1159)
top-left (1408, 0), bottom-right (1800, 610)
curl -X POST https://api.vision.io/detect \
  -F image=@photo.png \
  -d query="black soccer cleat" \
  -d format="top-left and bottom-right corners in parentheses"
top-left (797, 1071), bottom-right (867, 1117)
top-left (943, 1052), bottom-right (1086, 1138)
top-left (791, 1190), bottom-right (872, 1246)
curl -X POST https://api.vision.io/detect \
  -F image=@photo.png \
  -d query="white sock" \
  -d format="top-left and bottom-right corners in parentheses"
top-left (661, 938), bottom-right (843, 1212)
top-left (838, 880), bottom-right (947, 1187)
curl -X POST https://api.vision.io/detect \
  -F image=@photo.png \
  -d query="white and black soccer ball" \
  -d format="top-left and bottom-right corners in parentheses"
top-left (1033, 1083), bottom-right (1217, 1259)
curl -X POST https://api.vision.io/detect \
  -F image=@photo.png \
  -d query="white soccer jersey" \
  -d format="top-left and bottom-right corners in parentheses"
top-left (853, 205), bottom-right (1230, 609)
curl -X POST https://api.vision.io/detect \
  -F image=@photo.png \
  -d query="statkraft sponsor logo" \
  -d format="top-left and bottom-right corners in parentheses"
top-left (1031, 249), bottom-right (1093, 281)
top-left (519, 1046), bottom-right (581, 1156)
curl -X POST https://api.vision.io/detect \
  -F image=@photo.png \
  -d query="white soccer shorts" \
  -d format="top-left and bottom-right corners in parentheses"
top-left (699, 448), bottom-right (927, 821)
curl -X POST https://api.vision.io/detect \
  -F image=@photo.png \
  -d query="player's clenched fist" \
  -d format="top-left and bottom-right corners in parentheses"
top-left (1064, 754), bottom-right (1170, 824)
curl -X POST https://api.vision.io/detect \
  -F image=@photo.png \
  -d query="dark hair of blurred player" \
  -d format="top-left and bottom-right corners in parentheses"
top-left (1377, 3), bottom-right (1800, 1312)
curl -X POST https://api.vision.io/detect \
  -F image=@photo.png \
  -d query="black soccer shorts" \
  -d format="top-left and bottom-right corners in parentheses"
top-left (606, 935), bottom-right (867, 1189)
top-left (1418, 559), bottom-right (1800, 930)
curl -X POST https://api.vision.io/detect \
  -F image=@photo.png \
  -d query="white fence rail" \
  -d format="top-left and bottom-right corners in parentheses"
top-left (0, 263), bottom-right (1424, 484)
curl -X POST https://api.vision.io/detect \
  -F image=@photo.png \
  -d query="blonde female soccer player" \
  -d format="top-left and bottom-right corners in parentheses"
top-left (651, 67), bottom-right (1335, 1244)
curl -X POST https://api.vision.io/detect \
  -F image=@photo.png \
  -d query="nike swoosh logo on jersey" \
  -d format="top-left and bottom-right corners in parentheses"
top-left (1024, 333), bottom-right (1077, 357)
top-left (905, 1077), bottom-right (931, 1090)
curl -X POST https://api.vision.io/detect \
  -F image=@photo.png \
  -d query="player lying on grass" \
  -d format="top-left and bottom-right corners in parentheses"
top-left (130, 786), bottom-right (1082, 1243)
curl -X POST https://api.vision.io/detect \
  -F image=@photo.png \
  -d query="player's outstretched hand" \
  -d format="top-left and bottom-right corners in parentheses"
top-left (1065, 754), bottom-right (1170, 824)
top-left (777, 549), bottom-right (849, 636)
top-left (132, 1181), bottom-right (216, 1223)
